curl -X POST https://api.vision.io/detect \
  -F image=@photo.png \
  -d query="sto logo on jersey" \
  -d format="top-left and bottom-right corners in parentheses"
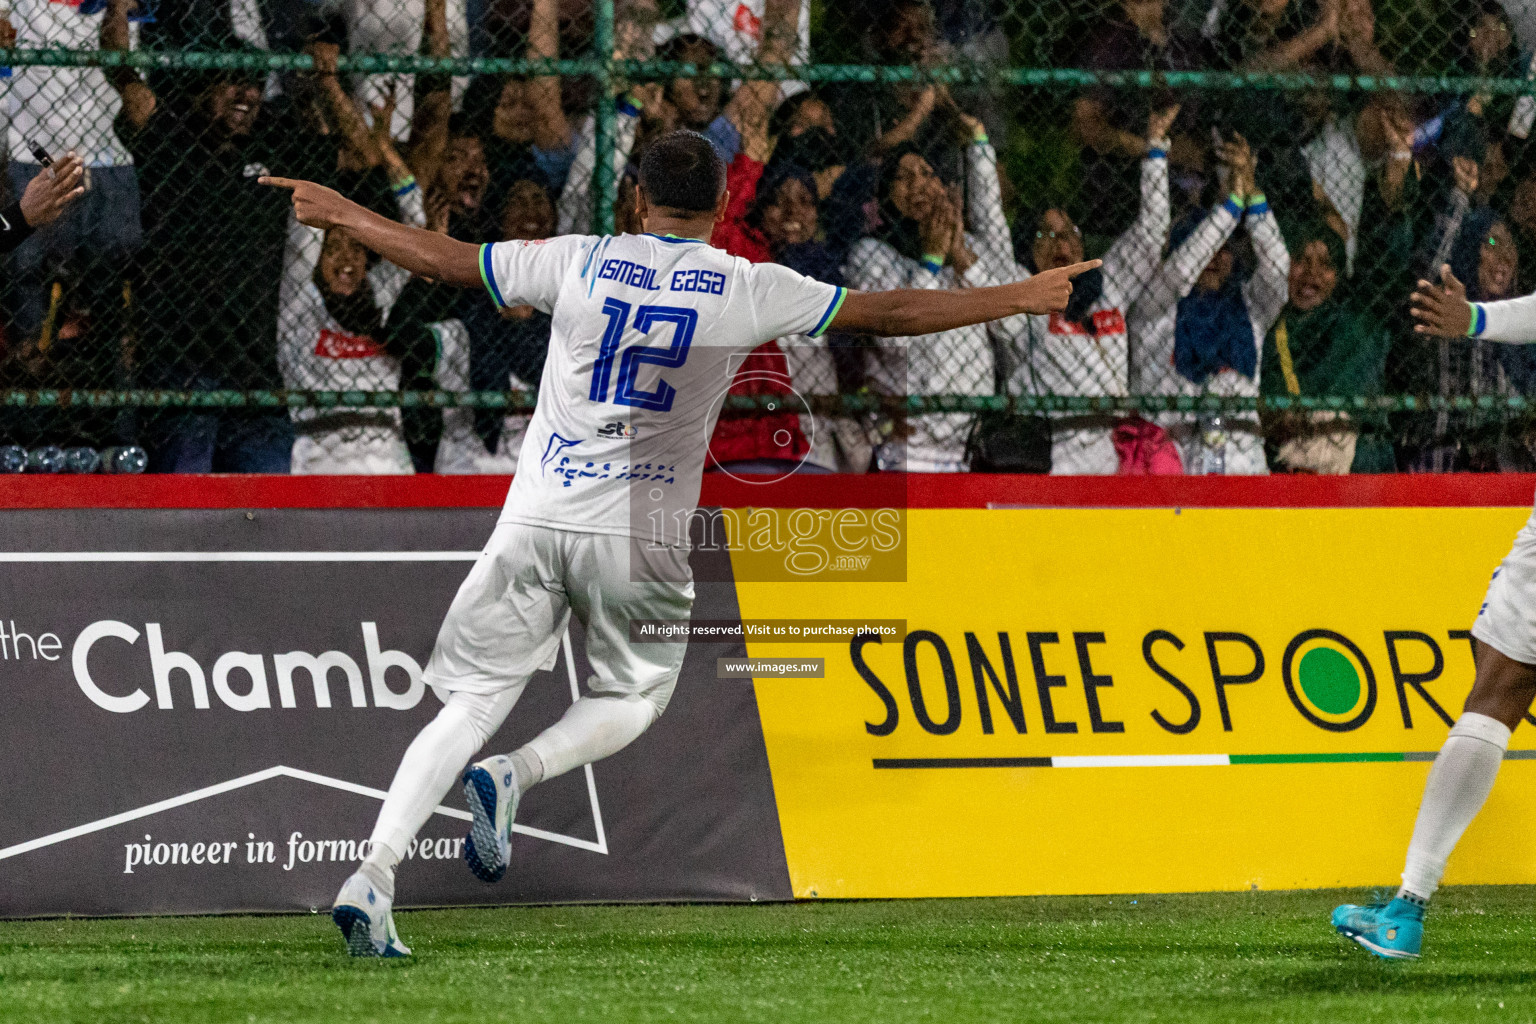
top-left (597, 422), bottom-right (639, 439)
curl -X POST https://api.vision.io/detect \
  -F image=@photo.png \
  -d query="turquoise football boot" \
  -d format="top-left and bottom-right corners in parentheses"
top-left (1331, 898), bottom-right (1423, 960)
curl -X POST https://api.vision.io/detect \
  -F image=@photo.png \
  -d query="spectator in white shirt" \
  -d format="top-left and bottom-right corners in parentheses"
top-left (1130, 133), bottom-right (1291, 474)
top-left (843, 119), bottom-right (1021, 471)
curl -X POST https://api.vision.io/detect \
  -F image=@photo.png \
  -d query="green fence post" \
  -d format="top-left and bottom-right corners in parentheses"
top-left (594, 0), bottom-right (618, 235)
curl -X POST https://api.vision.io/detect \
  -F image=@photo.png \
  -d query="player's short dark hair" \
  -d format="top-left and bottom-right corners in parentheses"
top-left (638, 131), bottom-right (726, 214)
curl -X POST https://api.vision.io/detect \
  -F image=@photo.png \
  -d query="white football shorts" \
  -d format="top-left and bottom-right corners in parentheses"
top-left (1472, 507), bottom-right (1536, 666)
top-left (423, 522), bottom-right (695, 709)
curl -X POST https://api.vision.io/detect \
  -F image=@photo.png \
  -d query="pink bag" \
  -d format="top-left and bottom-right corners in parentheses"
top-left (1112, 417), bottom-right (1184, 476)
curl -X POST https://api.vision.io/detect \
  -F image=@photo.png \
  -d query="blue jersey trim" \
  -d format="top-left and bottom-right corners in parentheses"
top-left (1220, 197), bottom-right (1243, 218)
top-left (810, 286), bottom-right (847, 338)
top-left (645, 232), bottom-right (706, 244)
top-left (476, 244), bottom-right (506, 308)
top-left (1469, 303), bottom-right (1487, 337)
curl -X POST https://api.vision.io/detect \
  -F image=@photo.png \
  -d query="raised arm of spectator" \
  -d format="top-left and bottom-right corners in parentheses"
top-left (527, 0), bottom-right (574, 158)
top-left (1071, 94), bottom-right (1146, 160)
top-left (555, 25), bottom-right (651, 236)
top-left (102, 0), bottom-right (155, 131)
top-left (958, 110), bottom-right (1015, 278)
top-left (1139, 192), bottom-right (1243, 317)
top-left (309, 39), bottom-right (384, 168)
top-left (1241, 188), bottom-right (1291, 335)
top-left (1338, 0), bottom-right (1393, 76)
top-left (407, 0), bottom-right (454, 185)
top-left (366, 90), bottom-right (424, 199)
top-left (1423, 155), bottom-right (1478, 275)
top-left (948, 110), bottom-right (1028, 360)
top-left (721, 0), bottom-right (798, 157)
top-left (1099, 105), bottom-right (1176, 301)
top-left (373, 176), bottom-right (428, 312)
top-left (1241, 0), bottom-right (1338, 71)
top-left (877, 85), bottom-right (943, 156)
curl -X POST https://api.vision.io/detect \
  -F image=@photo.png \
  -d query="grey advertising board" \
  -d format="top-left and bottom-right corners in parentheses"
top-left (0, 508), bottom-right (792, 917)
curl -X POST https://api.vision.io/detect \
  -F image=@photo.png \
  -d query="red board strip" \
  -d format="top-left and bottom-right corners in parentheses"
top-left (0, 473), bottom-right (1531, 510)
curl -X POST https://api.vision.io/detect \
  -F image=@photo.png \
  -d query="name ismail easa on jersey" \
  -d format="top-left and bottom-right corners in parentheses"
top-left (58, 619), bottom-right (435, 714)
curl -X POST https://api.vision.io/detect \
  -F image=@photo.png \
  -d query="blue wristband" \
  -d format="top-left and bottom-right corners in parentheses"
top-left (1220, 195), bottom-right (1243, 217)
top-left (1147, 147), bottom-right (1167, 159)
top-left (617, 97), bottom-right (642, 117)
top-left (1468, 303), bottom-right (1487, 337)
top-left (391, 174), bottom-right (417, 197)
top-left (920, 254), bottom-right (946, 274)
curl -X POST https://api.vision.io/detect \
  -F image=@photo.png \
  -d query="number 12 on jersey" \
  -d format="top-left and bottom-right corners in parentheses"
top-left (588, 299), bottom-right (698, 413)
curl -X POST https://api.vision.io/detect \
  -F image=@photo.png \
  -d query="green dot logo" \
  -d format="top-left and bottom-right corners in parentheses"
top-left (1297, 647), bottom-right (1360, 714)
top-left (1282, 630), bottom-right (1377, 732)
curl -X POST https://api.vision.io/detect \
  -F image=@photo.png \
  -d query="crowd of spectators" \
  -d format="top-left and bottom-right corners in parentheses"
top-left (1, 0), bottom-right (1535, 475)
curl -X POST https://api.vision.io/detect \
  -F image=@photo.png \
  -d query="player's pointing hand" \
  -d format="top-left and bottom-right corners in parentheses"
top-left (1410, 263), bottom-right (1472, 337)
top-left (260, 176), bottom-right (355, 231)
top-left (1016, 259), bottom-right (1102, 315)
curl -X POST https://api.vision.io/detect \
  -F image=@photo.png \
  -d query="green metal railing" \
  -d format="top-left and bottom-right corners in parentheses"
top-left (1, 390), bottom-right (1526, 416)
top-left (1, 2), bottom-right (1531, 419)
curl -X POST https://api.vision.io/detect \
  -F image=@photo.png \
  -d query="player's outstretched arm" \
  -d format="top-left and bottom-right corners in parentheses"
top-left (1411, 262), bottom-right (1536, 343)
top-left (830, 259), bottom-right (1102, 337)
top-left (261, 177), bottom-right (482, 287)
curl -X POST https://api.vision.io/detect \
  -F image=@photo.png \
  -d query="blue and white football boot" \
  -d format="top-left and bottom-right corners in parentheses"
top-left (1331, 898), bottom-right (1424, 960)
top-left (462, 754), bottom-right (521, 883)
top-left (332, 872), bottom-right (411, 958)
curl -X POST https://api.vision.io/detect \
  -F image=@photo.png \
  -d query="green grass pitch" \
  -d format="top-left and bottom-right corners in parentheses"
top-left (3, 887), bottom-right (1536, 1022)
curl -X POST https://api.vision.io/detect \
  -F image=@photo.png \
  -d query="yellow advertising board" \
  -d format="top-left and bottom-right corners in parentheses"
top-left (737, 507), bottom-right (1536, 897)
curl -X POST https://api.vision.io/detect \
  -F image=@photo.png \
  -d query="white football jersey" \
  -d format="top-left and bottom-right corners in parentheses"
top-left (481, 232), bottom-right (845, 545)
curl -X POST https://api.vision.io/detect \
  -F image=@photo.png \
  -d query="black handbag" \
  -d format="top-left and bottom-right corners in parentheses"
top-left (965, 411), bottom-right (1053, 473)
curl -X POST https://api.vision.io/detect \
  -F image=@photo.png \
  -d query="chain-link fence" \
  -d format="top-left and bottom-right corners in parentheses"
top-left (1, 0), bottom-right (1535, 475)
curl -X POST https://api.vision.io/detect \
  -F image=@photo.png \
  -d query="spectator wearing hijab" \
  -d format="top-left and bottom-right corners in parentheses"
top-left (1386, 113), bottom-right (1523, 471)
top-left (1260, 219), bottom-right (1393, 473)
top-left (1130, 134), bottom-right (1290, 474)
top-left (842, 132), bottom-right (1019, 472)
top-left (1392, 206), bottom-right (1530, 471)
top-left (977, 107), bottom-right (1175, 474)
top-left (277, 161), bottom-right (426, 474)
top-left (708, 160), bottom-right (863, 472)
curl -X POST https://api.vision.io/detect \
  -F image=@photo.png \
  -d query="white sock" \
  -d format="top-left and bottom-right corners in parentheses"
top-left (1399, 711), bottom-right (1511, 902)
top-left (509, 747), bottom-right (544, 793)
top-left (523, 693), bottom-right (659, 782)
top-left (359, 841), bottom-right (400, 901)
top-left (365, 690), bottom-right (516, 885)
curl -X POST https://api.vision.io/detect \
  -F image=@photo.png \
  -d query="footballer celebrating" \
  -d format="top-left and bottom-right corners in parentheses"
top-left (264, 130), bottom-right (1098, 957)
top-left (1332, 264), bottom-right (1536, 959)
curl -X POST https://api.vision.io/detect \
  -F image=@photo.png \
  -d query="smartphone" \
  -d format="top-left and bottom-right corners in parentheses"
top-left (26, 139), bottom-right (51, 168)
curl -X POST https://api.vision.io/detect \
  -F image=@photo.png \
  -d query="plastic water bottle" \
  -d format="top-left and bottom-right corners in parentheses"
top-left (64, 447), bottom-right (102, 474)
top-left (0, 445), bottom-right (26, 473)
top-left (1197, 417), bottom-right (1228, 475)
top-left (101, 445), bottom-right (149, 474)
top-left (873, 441), bottom-right (906, 473)
top-left (26, 445), bottom-right (65, 473)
